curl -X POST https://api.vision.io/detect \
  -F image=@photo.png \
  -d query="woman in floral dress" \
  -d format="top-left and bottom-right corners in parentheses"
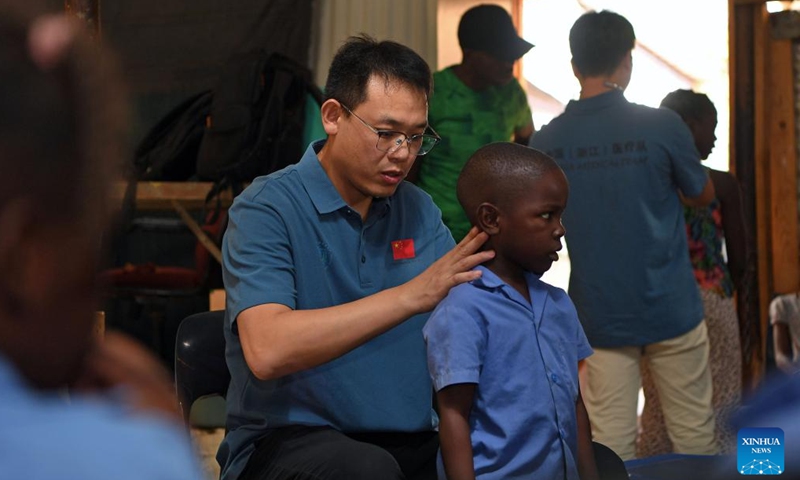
top-left (638, 90), bottom-right (748, 456)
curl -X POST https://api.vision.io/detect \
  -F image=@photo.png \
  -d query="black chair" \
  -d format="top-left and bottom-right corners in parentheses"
top-left (174, 309), bottom-right (230, 426)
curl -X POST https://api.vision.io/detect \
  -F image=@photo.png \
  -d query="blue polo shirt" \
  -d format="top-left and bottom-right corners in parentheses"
top-left (423, 266), bottom-right (593, 480)
top-left (219, 141), bottom-right (456, 480)
top-left (530, 90), bottom-right (707, 347)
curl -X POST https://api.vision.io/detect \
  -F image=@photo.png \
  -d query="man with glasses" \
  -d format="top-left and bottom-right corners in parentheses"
top-left (411, 4), bottom-right (534, 241)
top-left (218, 35), bottom-right (493, 480)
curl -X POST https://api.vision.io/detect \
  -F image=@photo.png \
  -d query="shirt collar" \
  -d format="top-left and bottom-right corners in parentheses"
top-left (472, 265), bottom-right (546, 323)
top-left (297, 140), bottom-right (392, 216)
top-left (565, 89), bottom-right (627, 115)
top-left (297, 140), bottom-right (346, 215)
top-left (471, 264), bottom-right (542, 290)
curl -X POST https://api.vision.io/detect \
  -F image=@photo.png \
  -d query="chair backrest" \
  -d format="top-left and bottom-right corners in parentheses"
top-left (174, 309), bottom-right (230, 425)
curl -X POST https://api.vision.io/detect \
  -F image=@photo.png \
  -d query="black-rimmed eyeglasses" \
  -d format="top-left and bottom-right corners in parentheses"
top-left (340, 103), bottom-right (440, 156)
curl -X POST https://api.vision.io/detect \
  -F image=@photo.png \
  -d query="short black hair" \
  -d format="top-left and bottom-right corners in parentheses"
top-left (457, 142), bottom-right (560, 224)
top-left (324, 34), bottom-right (432, 110)
top-left (569, 10), bottom-right (635, 77)
top-left (660, 89), bottom-right (716, 123)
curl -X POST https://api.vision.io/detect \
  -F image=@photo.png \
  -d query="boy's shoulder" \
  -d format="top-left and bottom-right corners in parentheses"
top-left (535, 276), bottom-right (570, 299)
top-left (437, 277), bottom-right (482, 307)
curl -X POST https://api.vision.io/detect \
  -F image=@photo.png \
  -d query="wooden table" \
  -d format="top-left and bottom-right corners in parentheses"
top-left (113, 181), bottom-right (233, 211)
top-left (113, 181), bottom-right (234, 263)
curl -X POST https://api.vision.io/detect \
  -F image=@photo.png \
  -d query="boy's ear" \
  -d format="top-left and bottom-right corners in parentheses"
top-left (476, 203), bottom-right (500, 235)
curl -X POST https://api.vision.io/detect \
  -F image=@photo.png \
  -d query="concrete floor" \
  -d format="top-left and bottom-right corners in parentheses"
top-left (191, 428), bottom-right (225, 480)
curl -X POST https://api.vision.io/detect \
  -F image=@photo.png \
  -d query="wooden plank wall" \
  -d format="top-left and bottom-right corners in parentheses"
top-left (731, 0), bottom-right (800, 389)
top-left (766, 12), bottom-right (800, 294)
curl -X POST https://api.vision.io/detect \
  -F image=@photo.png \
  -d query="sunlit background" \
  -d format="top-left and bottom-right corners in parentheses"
top-left (517, 0), bottom-right (730, 290)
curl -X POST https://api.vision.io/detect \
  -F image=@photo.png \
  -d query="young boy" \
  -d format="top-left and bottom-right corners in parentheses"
top-left (423, 142), bottom-right (599, 480)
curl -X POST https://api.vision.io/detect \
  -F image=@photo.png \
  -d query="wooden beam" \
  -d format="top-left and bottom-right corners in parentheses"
top-left (112, 181), bottom-right (233, 211)
top-left (170, 199), bottom-right (223, 265)
top-left (732, 0), bottom-right (768, 391)
top-left (733, 0), bottom-right (782, 5)
top-left (754, 2), bottom-right (772, 389)
top-left (730, 0), bottom-right (753, 388)
top-left (766, 37), bottom-right (800, 295)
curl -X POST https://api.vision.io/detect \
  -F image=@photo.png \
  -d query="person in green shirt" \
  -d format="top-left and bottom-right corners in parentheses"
top-left (410, 4), bottom-right (534, 241)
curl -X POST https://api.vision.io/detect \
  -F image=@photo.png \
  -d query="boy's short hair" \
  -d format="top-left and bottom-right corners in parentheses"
top-left (324, 34), bottom-right (432, 110)
top-left (457, 142), bottom-right (559, 224)
top-left (569, 10), bottom-right (635, 77)
top-left (660, 89), bottom-right (716, 123)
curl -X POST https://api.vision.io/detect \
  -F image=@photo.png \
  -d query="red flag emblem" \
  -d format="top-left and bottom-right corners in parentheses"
top-left (392, 239), bottom-right (415, 260)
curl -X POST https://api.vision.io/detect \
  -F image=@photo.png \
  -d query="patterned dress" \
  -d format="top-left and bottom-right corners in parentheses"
top-left (637, 197), bottom-right (743, 456)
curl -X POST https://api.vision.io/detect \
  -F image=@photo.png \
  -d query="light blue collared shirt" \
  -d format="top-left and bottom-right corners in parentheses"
top-left (0, 355), bottom-right (204, 480)
top-left (424, 266), bottom-right (593, 479)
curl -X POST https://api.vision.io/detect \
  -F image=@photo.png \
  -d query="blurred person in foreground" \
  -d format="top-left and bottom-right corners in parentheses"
top-left (0, 4), bottom-right (204, 479)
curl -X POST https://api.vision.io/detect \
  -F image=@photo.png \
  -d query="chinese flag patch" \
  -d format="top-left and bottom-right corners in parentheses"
top-left (392, 239), bottom-right (415, 260)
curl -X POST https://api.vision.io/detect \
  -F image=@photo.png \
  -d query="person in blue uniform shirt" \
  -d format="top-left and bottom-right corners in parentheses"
top-left (424, 142), bottom-right (599, 480)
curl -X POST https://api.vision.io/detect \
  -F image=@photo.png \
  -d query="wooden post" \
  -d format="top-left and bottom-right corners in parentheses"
top-left (730, 0), bottom-right (767, 391)
top-left (766, 36), bottom-right (799, 296)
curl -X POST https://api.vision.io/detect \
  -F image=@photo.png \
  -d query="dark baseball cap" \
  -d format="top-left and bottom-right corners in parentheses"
top-left (458, 4), bottom-right (534, 62)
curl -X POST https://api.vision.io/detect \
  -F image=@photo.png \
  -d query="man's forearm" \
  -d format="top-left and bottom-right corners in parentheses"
top-left (238, 283), bottom-right (422, 380)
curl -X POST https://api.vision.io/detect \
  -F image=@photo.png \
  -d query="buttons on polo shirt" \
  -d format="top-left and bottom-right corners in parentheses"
top-left (551, 373), bottom-right (559, 384)
top-left (361, 255), bottom-right (366, 263)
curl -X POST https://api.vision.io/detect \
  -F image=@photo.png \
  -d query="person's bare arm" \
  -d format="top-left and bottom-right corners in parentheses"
top-left (710, 169), bottom-right (748, 289)
top-left (239, 227), bottom-right (494, 380)
top-left (437, 383), bottom-right (477, 480)
top-left (680, 176), bottom-right (716, 208)
top-left (513, 121), bottom-right (534, 146)
top-left (773, 323), bottom-right (797, 374)
top-left (576, 390), bottom-right (600, 480)
top-left (71, 332), bottom-right (183, 424)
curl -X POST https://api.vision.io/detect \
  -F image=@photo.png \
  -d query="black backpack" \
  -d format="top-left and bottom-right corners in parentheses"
top-left (132, 49), bottom-right (323, 192)
top-left (133, 90), bottom-right (214, 181)
top-left (196, 49), bottom-right (324, 196)
top-left (122, 49), bottom-right (322, 259)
